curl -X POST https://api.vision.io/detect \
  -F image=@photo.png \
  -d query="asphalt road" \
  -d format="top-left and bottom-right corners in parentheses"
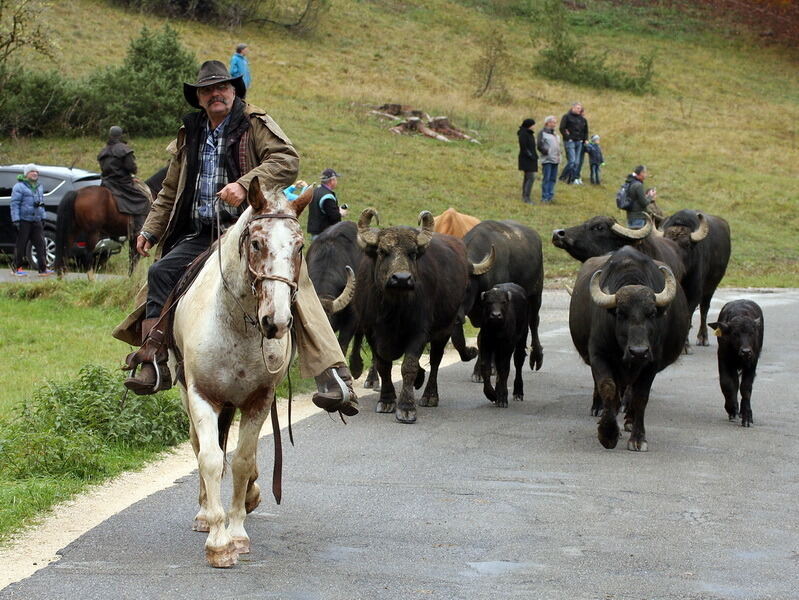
top-left (2, 288), bottom-right (798, 600)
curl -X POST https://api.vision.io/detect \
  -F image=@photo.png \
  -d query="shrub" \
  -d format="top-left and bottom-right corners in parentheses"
top-left (0, 67), bottom-right (81, 136)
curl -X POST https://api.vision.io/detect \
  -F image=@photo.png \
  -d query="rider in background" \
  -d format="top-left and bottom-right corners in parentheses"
top-left (97, 126), bottom-right (151, 235)
top-left (113, 60), bottom-right (358, 417)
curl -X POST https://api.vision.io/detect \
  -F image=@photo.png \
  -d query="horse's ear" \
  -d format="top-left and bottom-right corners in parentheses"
top-left (248, 177), bottom-right (266, 211)
top-left (292, 184), bottom-right (314, 217)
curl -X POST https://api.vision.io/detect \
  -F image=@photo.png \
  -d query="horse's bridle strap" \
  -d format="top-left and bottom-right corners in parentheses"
top-left (246, 212), bottom-right (301, 290)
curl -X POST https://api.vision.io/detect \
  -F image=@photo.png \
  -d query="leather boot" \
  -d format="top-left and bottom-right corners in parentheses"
top-left (312, 362), bottom-right (359, 417)
top-left (123, 317), bottom-right (172, 395)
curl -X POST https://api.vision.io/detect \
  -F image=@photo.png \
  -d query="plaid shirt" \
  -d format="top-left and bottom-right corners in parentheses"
top-left (195, 114), bottom-right (230, 223)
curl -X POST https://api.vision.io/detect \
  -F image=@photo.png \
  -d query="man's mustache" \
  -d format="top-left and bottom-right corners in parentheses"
top-left (206, 96), bottom-right (229, 106)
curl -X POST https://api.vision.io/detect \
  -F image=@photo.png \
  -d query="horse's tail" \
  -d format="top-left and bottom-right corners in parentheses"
top-left (55, 190), bottom-right (77, 272)
top-left (218, 405), bottom-right (236, 473)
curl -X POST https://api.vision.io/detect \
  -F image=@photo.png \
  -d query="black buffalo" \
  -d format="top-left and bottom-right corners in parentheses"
top-left (305, 221), bottom-right (378, 387)
top-left (453, 220), bottom-right (544, 381)
top-left (659, 210), bottom-right (731, 346)
top-left (552, 214), bottom-right (685, 283)
top-left (477, 283), bottom-right (529, 408)
top-left (569, 246), bottom-right (688, 451)
top-left (708, 300), bottom-right (764, 427)
top-left (353, 208), bottom-right (493, 424)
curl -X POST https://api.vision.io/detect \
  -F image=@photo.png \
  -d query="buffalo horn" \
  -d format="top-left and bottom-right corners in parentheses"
top-left (357, 208), bottom-right (380, 248)
top-left (471, 245), bottom-right (496, 275)
top-left (416, 210), bottom-right (435, 248)
top-left (589, 269), bottom-right (616, 309)
top-left (330, 266), bottom-right (356, 314)
top-left (611, 213), bottom-right (652, 239)
top-left (689, 213), bottom-right (709, 242)
top-left (654, 265), bottom-right (677, 307)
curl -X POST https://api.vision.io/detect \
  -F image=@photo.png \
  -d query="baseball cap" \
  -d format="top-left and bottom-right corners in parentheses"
top-left (321, 168), bottom-right (340, 181)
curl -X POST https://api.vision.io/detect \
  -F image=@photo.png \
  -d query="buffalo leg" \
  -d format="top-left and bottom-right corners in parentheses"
top-left (493, 348), bottom-right (512, 408)
top-left (348, 330), bottom-right (365, 380)
top-left (626, 370), bottom-right (656, 452)
top-left (718, 356), bottom-right (740, 421)
top-left (512, 335), bottom-right (526, 402)
top-left (528, 297), bottom-right (543, 370)
top-left (374, 354), bottom-right (397, 414)
top-left (739, 366), bottom-right (756, 427)
top-left (696, 294), bottom-right (713, 346)
top-left (420, 337), bottom-right (447, 408)
top-left (396, 352), bottom-right (422, 424)
top-left (451, 320), bottom-right (478, 362)
top-left (592, 357), bottom-right (620, 449)
top-left (479, 332), bottom-right (496, 403)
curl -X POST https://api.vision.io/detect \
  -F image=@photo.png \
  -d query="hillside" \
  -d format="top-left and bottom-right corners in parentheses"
top-left (2, 0), bottom-right (798, 285)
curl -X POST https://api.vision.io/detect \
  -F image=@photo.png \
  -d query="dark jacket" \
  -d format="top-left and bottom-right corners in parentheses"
top-left (517, 127), bottom-right (538, 172)
top-left (625, 174), bottom-right (650, 224)
top-left (307, 184), bottom-right (341, 235)
top-left (583, 142), bottom-right (604, 166)
top-left (98, 140), bottom-right (150, 215)
top-left (559, 111), bottom-right (589, 142)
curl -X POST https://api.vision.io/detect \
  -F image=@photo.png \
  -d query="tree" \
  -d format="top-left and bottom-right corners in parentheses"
top-left (0, 0), bottom-right (56, 86)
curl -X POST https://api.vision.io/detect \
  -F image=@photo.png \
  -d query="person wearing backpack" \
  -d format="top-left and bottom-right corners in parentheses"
top-left (536, 116), bottom-right (561, 204)
top-left (620, 165), bottom-right (657, 228)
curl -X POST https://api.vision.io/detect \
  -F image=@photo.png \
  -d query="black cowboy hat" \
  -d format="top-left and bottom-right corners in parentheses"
top-left (183, 60), bottom-right (246, 109)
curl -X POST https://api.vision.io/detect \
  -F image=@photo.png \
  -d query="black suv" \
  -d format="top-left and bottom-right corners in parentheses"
top-left (0, 164), bottom-right (104, 269)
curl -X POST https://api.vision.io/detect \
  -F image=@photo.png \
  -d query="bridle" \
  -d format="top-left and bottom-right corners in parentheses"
top-left (242, 213), bottom-right (301, 302)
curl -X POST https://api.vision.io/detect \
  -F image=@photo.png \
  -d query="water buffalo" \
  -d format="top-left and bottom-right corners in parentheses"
top-left (477, 283), bottom-right (529, 408)
top-left (453, 220), bottom-right (544, 381)
top-left (569, 246), bottom-right (688, 451)
top-left (658, 210), bottom-right (730, 346)
top-left (305, 221), bottom-right (377, 386)
top-left (353, 208), bottom-right (493, 424)
top-left (708, 300), bottom-right (764, 427)
top-left (551, 214), bottom-right (685, 283)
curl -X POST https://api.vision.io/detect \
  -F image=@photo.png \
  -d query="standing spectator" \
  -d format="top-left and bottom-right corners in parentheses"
top-left (583, 134), bottom-right (604, 185)
top-left (229, 43), bottom-right (251, 89)
top-left (536, 116), bottom-right (561, 204)
top-left (307, 168), bottom-right (347, 238)
top-left (517, 118), bottom-right (538, 204)
top-left (10, 164), bottom-right (51, 276)
top-left (558, 102), bottom-right (589, 185)
top-left (623, 165), bottom-right (658, 228)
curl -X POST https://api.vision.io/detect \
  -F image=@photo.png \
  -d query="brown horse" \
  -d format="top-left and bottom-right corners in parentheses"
top-left (54, 168), bottom-right (166, 278)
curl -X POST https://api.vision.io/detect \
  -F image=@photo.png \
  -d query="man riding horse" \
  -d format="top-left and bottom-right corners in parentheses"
top-left (113, 60), bottom-right (358, 417)
top-left (97, 126), bottom-right (151, 238)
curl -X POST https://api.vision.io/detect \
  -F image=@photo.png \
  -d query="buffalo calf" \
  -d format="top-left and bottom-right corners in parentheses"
top-left (708, 300), bottom-right (764, 427)
top-left (478, 283), bottom-right (529, 407)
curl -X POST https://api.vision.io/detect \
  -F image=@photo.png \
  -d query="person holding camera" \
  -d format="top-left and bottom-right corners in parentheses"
top-left (10, 164), bottom-right (51, 277)
top-left (623, 165), bottom-right (658, 229)
top-left (307, 167), bottom-right (348, 239)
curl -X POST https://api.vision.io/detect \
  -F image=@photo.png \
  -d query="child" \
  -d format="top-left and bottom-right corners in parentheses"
top-left (583, 134), bottom-right (604, 185)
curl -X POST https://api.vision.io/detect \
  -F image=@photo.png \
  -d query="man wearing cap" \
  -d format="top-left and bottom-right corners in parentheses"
top-left (97, 126), bottom-right (150, 234)
top-left (307, 168), bottom-right (346, 238)
top-left (114, 60), bottom-right (358, 417)
top-left (229, 43), bottom-right (251, 89)
top-left (10, 164), bottom-right (50, 276)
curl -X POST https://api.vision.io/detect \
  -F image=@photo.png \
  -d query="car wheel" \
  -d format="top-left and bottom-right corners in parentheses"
top-left (28, 227), bottom-right (56, 271)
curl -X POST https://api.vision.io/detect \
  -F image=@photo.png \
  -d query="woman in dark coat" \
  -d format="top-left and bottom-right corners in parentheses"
top-left (517, 118), bottom-right (538, 204)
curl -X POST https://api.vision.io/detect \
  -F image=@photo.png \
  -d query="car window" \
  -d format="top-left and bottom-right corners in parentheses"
top-left (38, 175), bottom-right (65, 195)
top-left (0, 172), bottom-right (18, 197)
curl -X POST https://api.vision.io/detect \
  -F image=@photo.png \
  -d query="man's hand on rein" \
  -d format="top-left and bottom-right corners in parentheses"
top-left (217, 182), bottom-right (247, 207)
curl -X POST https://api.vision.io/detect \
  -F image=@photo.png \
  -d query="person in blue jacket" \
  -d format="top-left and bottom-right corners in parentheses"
top-left (229, 43), bottom-right (251, 89)
top-left (11, 164), bottom-right (51, 276)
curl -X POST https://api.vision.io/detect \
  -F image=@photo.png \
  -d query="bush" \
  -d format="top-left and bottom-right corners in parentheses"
top-left (0, 67), bottom-right (81, 136)
top-left (0, 365), bottom-right (188, 480)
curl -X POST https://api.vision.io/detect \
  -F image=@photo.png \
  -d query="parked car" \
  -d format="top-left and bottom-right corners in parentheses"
top-left (0, 164), bottom-right (119, 270)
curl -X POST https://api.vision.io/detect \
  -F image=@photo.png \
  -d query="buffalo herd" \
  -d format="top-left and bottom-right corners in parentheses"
top-left (305, 203), bottom-right (762, 450)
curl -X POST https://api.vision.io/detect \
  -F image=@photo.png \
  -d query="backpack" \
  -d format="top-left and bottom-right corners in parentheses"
top-left (615, 181), bottom-right (632, 210)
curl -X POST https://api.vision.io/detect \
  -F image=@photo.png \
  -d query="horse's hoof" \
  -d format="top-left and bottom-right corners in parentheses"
top-left (395, 408), bottom-right (417, 424)
top-left (193, 517), bottom-right (210, 532)
top-left (375, 400), bottom-right (396, 414)
top-left (627, 438), bottom-right (648, 452)
top-left (418, 395), bottom-right (438, 407)
top-left (206, 541), bottom-right (238, 568)
top-left (232, 537), bottom-right (250, 554)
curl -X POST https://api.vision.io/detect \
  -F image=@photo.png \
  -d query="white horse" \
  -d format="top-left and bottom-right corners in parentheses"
top-left (172, 178), bottom-right (312, 568)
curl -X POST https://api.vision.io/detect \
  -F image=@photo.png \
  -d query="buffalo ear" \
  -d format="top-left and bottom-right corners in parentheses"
top-left (248, 176), bottom-right (266, 212)
top-left (708, 321), bottom-right (724, 336)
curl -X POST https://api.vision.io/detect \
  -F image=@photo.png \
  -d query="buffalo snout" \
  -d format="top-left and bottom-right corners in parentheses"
top-left (739, 346), bottom-right (753, 360)
top-left (488, 310), bottom-right (505, 323)
top-left (626, 345), bottom-right (652, 361)
top-left (552, 229), bottom-right (567, 246)
top-left (387, 271), bottom-right (414, 289)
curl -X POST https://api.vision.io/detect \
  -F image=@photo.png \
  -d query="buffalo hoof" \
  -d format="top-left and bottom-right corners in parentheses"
top-left (696, 337), bottom-right (709, 347)
top-left (496, 397), bottom-right (508, 408)
top-left (590, 404), bottom-right (602, 417)
top-left (627, 437), bottom-right (648, 452)
top-left (741, 410), bottom-right (753, 427)
top-left (192, 517), bottom-right (210, 532)
top-left (414, 367), bottom-right (426, 390)
top-left (206, 541), bottom-right (238, 568)
top-left (597, 420), bottom-right (620, 449)
top-left (375, 400), bottom-right (396, 413)
top-left (727, 412), bottom-right (737, 421)
top-left (418, 395), bottom-right (439, 407)
top-left (232, 537), bottom-right (250, 554)
top-left (364, 367), bottom-right (379, 389)
top-left (460, 347), bottom-right (478, 361)
top-left (530, 351), bottom-right (543, 371)
top-left (395, 407), bottom-right (417, 424)
top-left (513, 394), bottom-right (523, 402)
top-left (471, 373), bottom-right (484, 383)
top-left (245, 485), bottom-right (261, 514)
top-left (623, 417), bottom-right (633, 432)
